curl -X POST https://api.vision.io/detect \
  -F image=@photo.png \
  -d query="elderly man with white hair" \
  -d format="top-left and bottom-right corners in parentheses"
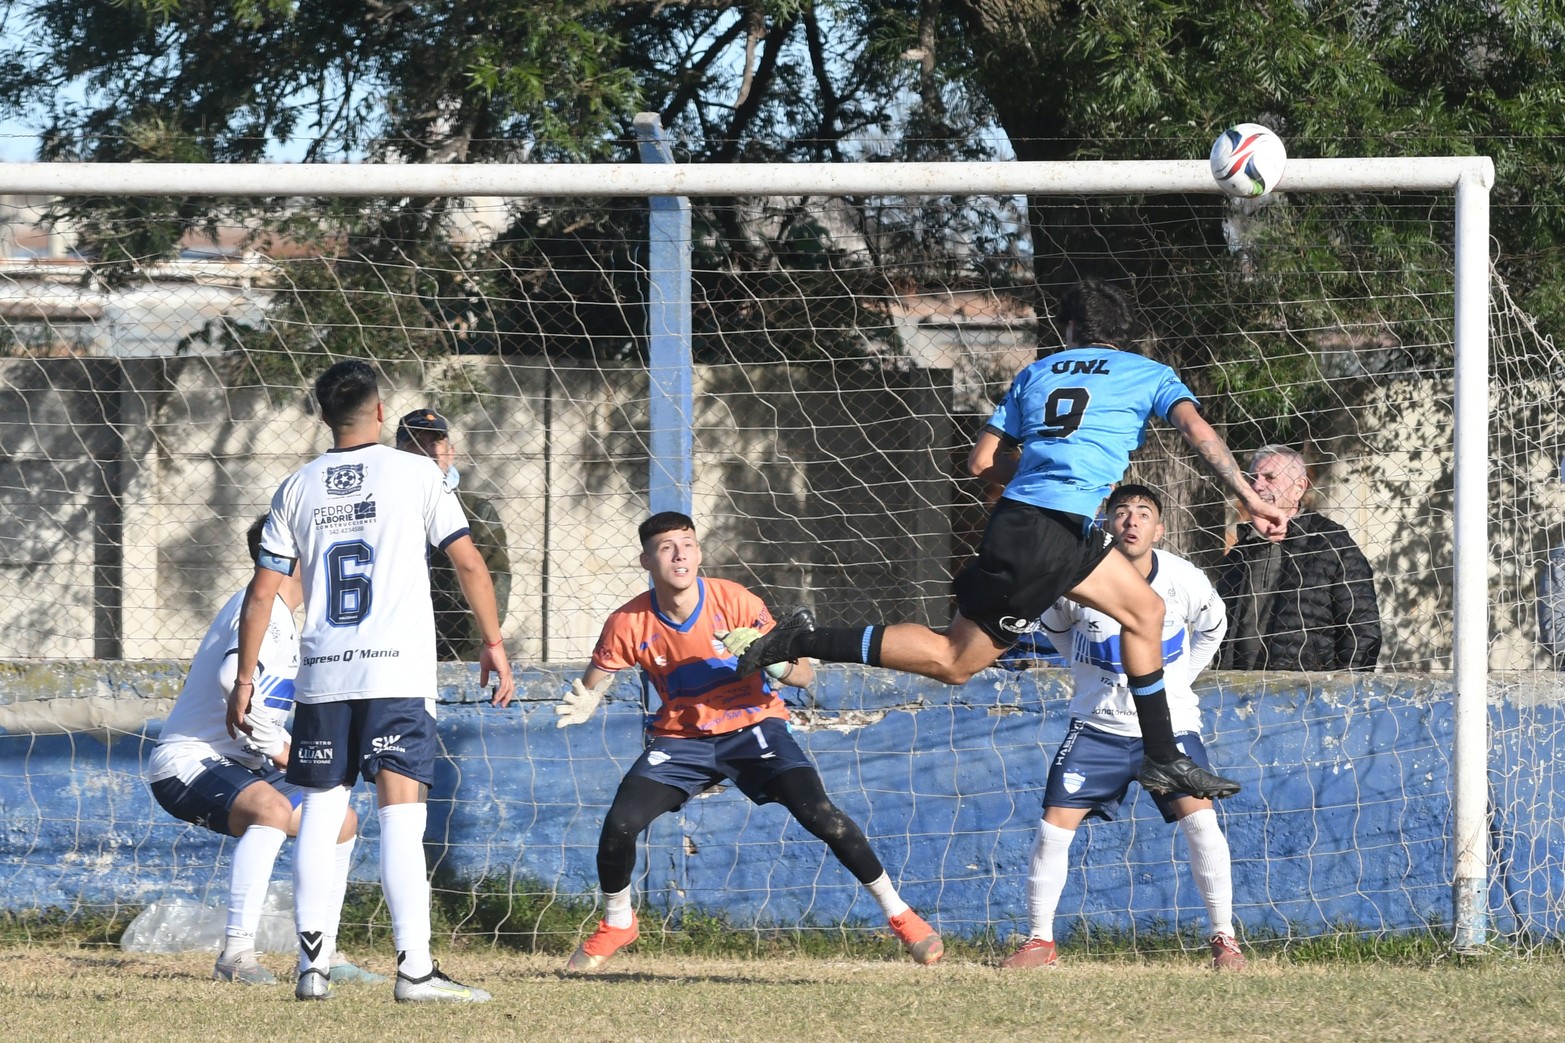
top-left (1216, 445), bottom-right (1381, 672)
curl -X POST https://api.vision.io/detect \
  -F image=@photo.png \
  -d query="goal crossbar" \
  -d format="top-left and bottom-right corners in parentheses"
top-left (0, 156), bottom-right (1493, 198)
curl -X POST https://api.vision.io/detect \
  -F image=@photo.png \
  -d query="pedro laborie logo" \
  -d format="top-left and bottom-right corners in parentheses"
top-left (324, 463), bottom-right (366, 496)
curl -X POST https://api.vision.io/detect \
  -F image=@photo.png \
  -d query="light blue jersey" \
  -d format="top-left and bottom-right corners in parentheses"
top-left (987, 346), bottom-right (1198, 517)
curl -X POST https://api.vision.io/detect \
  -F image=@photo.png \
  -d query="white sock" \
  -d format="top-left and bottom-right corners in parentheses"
top-left (1179, 807), bottom-right (1235, 938)
top-left (324, 836), bottom-right (356, 961)
top-left (863, 872), bottom-right (909, 919)
top-left (379, 802), bottom-right (433, 979)
top-left (604, 886), bottom-right (634, 929)
top-left (223, 824), bottom-right (286, 961)
top-left (294, 786), bottom-right (352, 975)
top-left (1026, 821), bottom-right (1076, 942)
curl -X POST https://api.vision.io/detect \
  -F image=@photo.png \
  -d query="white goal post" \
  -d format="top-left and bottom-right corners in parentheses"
top-left (0, 148), bottom-right (1496, 950)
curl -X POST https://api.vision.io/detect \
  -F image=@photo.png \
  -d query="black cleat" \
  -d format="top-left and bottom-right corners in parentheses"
top-left (735, 608), bottom-right (816, 677)
top-left (1137, 755), bottom-right (1241, 800)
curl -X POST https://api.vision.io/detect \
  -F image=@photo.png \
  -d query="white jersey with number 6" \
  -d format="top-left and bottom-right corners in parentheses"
top-left (1038, 550), bottom-right (1227, 739)
top-left (260, 442), bottom-right (470, 704)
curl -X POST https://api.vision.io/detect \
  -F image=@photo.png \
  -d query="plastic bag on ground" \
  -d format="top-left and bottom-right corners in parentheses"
top-left (121, 881), bottom-right (298, 954)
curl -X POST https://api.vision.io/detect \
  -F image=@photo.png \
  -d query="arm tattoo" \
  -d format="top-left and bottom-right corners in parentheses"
top-left (1193, 435), bottom-right (1249, 498)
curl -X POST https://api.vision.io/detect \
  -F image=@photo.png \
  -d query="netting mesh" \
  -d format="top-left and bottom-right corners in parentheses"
top-left (1, 178), bottom-right (1562, 950)
top-left (1, 188), bottom-right (1548, 668)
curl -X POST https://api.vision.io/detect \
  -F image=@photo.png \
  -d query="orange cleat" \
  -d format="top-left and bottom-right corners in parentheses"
top-left (888, 909), bottom-right (944, 965)
top-left (565, 914), bottom-right (640, 973)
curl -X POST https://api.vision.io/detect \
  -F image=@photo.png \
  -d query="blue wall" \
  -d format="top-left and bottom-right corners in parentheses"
top-left (3, 664), bottom-right (1561, 943)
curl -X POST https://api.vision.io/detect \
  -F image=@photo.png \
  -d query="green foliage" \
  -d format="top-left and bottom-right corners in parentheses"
top-left (0, 0), bottom-right (1561, 413)
top-left (0, 906), bottom-right (134, 946)
top-left (1273, 924), bottom-right (1452, 965)
top-left (944, 0), bottom-right (1565, 404)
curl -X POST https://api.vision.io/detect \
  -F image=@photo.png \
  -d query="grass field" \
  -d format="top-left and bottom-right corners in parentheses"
top-left (4, 944), bottom-right (1565, 1043)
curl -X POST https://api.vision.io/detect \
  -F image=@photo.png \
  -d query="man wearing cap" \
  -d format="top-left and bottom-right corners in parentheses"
top-left (396, 409), bottom-right (512, 661)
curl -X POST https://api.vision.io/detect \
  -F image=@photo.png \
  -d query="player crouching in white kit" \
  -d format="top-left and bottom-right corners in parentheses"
top-left (1001, 484), bottom-right (1248, 972)
top-left (148, 516), bottom-right (380, 985)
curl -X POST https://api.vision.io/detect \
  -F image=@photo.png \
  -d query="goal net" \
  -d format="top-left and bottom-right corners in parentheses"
top-left (1, 155), bottom-right (1558, 955)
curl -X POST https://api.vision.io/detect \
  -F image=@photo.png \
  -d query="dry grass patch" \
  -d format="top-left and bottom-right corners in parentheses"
top-left (3, 945), bottom-right (1565, 1042)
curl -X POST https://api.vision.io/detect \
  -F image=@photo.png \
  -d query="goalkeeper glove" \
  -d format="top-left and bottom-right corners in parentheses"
top-left (718, 628), bottom-right (791, 681)
top-left (555, 677), bottom-right (610, 728)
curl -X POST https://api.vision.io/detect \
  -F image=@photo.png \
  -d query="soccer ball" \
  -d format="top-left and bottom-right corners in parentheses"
top-left (1209, 124), bottom-right (1287, 198)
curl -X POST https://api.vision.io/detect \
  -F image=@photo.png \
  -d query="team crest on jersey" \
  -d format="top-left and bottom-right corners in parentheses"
top-left (323, 463), bottom-right (365, 496)
top-left (1062, 771), bottom-right (1086, 794)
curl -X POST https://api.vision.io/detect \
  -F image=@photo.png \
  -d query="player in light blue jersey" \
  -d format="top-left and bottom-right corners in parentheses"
top-left (999, 485), bottom-right (1247, 972)
top-left (981, 347), bottom-right (1193, 518)
top-left (735, 278), bottom-right (1285, 800)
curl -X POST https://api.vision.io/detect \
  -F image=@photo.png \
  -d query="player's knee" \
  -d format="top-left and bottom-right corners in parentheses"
top-left (930, 626), bottom-right (1000, 684)
top-left (601, 807), bottom-right (653, 847)
top-left (922, 648), bottom-right (978, 684)
top-left (1122, 594), bottom-right (1165, 637)
top-left (796, 799), bottom-right (852, 842)
top-left (932, 654), bottom-right (989, 684)
top-left (239, 790), bottom-right (293, 834)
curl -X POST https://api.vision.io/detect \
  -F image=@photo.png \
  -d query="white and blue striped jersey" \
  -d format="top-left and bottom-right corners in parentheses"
top-left (1038, 550), bottom-right (1227, 738)
top-left (987, 347), bottom-right (1198, 518)
top-left (151, 590), bottom-right (298, 778)
top-left (260, 442), bottom-right (469, 704)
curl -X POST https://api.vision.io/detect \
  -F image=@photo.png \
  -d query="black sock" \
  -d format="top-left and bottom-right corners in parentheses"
top-left (1127, 669), bottom-right (1179, 761)
top-left (801, 625), bottom-right (884, 665)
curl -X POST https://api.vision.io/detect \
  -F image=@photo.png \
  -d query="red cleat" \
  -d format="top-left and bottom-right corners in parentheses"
top-left (1210, 931), bottom-right (1248, 972)
top-left (1000, 937), bottom-right (1059, 970)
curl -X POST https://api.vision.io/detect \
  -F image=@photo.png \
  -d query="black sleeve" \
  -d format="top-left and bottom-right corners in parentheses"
top-left (1329, 529), bottom-right (1382, 671)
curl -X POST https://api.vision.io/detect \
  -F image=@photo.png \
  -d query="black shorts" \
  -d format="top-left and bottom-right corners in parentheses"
top-left (150, 756), bottom-right (298, 835)
top-left (286, 697), bottom-right (439, 789)
top-left (954, 497), bottom-right (1116, 645)
top-left (1043, 720), bottom-right (1215, 824)
top-left (626, 717), bottom-right (814, 806)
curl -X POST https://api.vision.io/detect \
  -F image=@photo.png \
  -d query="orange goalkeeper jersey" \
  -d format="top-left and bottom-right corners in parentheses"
top-left (590, 577), bottom-right (787, 738)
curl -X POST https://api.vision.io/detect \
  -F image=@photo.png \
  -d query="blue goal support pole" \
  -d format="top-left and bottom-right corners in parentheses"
top-left (634, 112), bottom-right (693, 518)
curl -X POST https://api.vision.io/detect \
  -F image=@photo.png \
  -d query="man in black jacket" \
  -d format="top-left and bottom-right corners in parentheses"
top-left (1217, 446), bottom-right (1381, 671)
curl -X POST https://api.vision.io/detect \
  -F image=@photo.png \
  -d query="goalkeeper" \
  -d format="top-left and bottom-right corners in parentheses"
top-left (148, 517), bottom-right (379, 986)
top-left (554, 511), bottom-right (943, 972)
